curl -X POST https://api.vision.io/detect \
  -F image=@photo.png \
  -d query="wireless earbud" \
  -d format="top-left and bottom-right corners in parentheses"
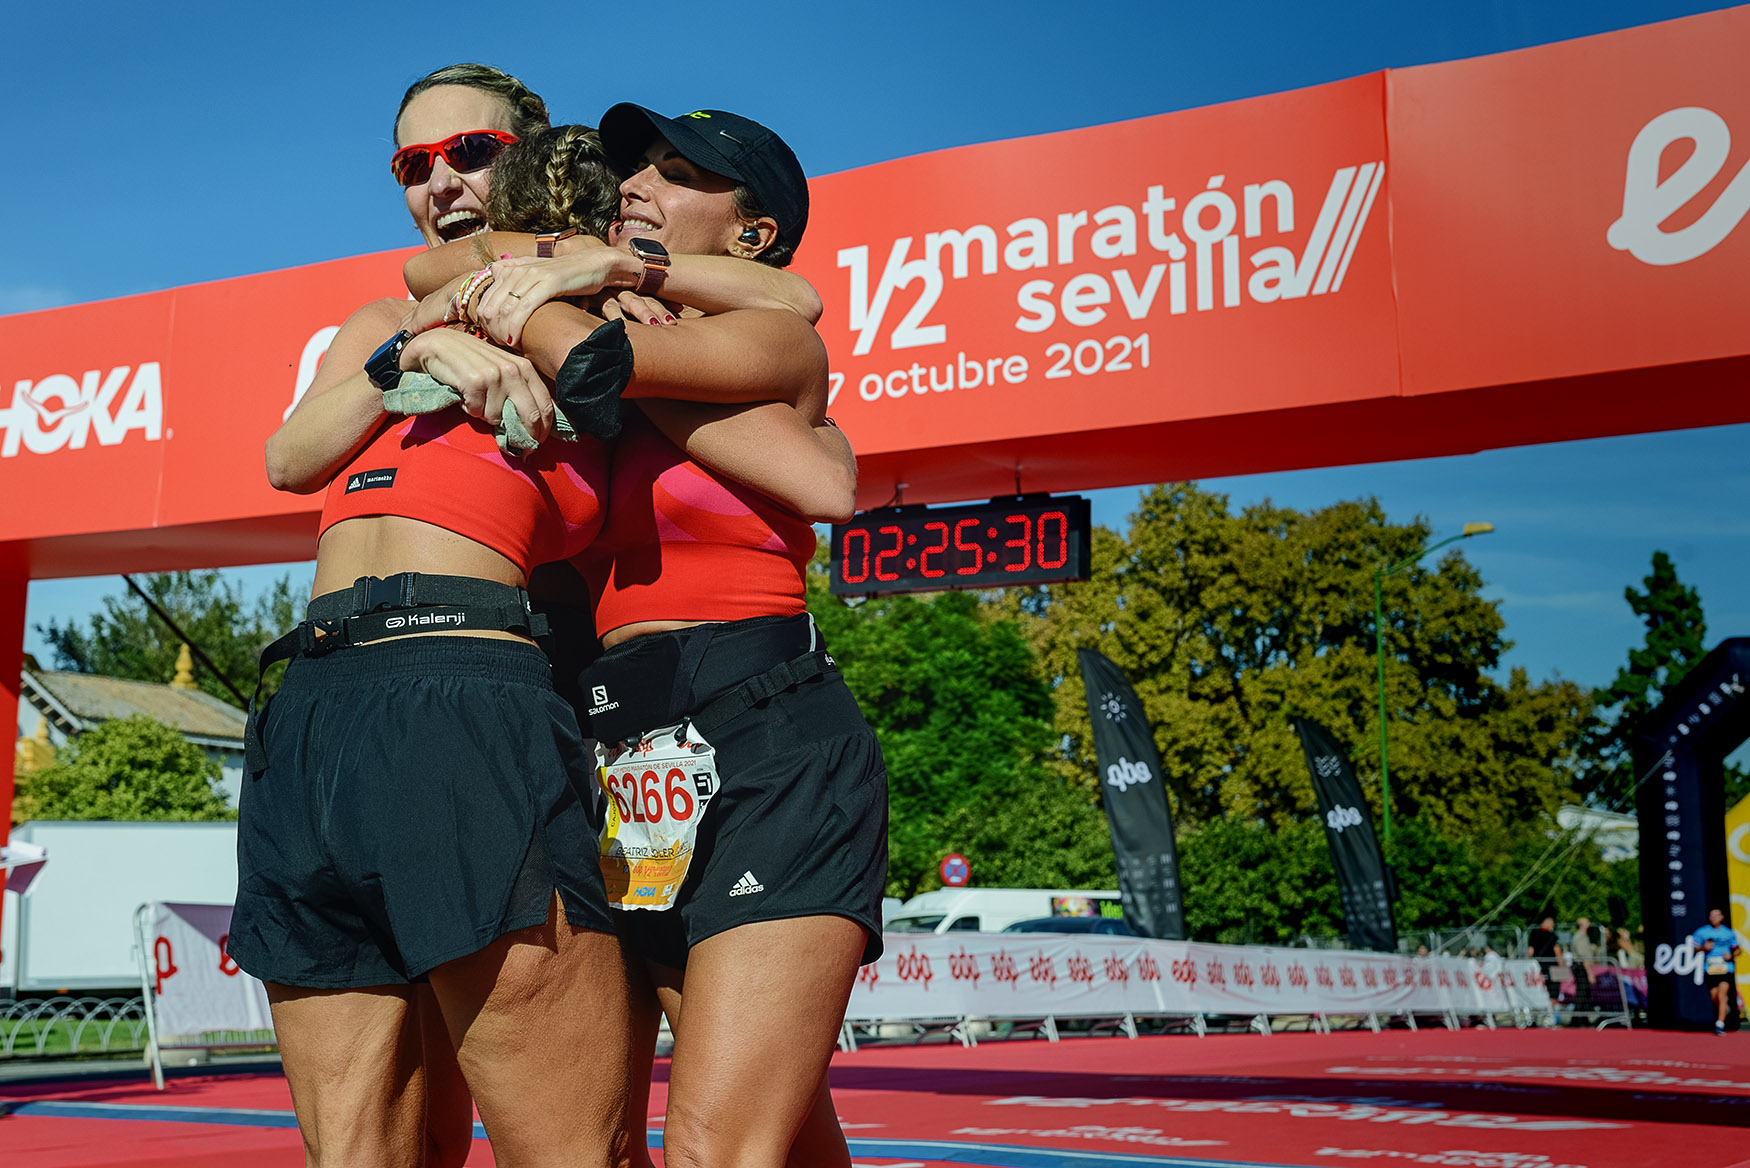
top-left (739, 227), bottom-right (762, 244)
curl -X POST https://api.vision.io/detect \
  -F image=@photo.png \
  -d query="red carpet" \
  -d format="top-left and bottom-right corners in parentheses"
top-left (7, 1028), bottom-right (1750, 1166)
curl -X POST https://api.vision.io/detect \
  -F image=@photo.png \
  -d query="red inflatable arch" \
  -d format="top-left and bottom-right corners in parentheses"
top-left (3, 8), bottom-right (1747, 852)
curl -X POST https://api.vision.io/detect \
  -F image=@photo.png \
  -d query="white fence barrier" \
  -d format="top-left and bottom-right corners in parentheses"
top-left (847, 934), bottom-right (1553, 1043)
top-left (134, 902), bottom-right (274, 1087)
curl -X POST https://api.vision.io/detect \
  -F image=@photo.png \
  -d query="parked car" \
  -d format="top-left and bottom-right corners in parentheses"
top-left (1001, 916), bottom-right (1137, 937)
top-left (884, 888), bottom-right (1123, 934)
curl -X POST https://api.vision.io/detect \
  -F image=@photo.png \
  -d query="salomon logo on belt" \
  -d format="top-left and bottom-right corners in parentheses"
top-left (588, 684), bottom-right (620, 717)
top-left (345, 468), bottom-right (397, 493)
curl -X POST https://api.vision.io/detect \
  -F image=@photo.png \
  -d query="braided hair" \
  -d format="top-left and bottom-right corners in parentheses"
top-left (394, 63), bottom-right (550, 145)
top-left (485, 125), bottom-right (619, 241)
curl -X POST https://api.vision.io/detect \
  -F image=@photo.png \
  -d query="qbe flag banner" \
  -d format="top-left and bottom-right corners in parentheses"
top-left (1078, 649), bottom-right (1185, 940)
top-left (1294, 717), bottom-right (1397, 953)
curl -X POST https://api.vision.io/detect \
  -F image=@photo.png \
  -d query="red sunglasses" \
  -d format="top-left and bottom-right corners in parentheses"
top-left (390, 130), bottom-right (519, 186)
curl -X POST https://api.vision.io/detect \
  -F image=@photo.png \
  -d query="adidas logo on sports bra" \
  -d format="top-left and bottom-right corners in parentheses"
top-left (345, 468), bottom-right (398, 493)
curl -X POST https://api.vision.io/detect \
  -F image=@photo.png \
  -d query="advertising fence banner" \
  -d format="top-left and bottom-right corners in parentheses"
top-left (1294, 717), bottom-right (1397, 952)
top-left (1078, 650), bottom-right (1185, 940)
top-left (140, 902), bottom-right (273, 1039)
top-left (849, 932), bottom-right (1552, 1024)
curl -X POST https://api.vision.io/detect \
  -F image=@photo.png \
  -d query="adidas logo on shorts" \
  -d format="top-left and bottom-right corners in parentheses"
top-left (729, 870), bottom-right (765, 897)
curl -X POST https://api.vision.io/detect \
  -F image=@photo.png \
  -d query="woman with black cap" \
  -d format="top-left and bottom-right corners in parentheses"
top-left (245, 66), bottom-right (860, 1166)
top-left (465, 103), bottom-right (888, 1168)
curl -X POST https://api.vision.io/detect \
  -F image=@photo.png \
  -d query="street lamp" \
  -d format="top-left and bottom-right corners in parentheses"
top-left (1374, 522), bottom-right (1494, 848)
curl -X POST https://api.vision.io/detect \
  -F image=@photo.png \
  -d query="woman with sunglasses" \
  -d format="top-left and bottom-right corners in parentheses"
top-left (242, 69), bottom-right (853, 1168)
top-left (453, 104), bottom-right (888, 1168)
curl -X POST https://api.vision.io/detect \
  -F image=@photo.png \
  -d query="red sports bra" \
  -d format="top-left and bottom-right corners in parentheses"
top-left (576, 410), bottom-right (817, 634)
top-left (319, 407), bottom-right (609, 576)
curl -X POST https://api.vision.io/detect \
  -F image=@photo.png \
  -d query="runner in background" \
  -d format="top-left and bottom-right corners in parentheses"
top-left (1692, 907), bottom-right (1742, 1035)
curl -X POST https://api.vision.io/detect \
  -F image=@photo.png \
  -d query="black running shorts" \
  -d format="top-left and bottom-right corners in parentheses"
top-left (580, 615), bottom-right (889, 970)
top-left (230, 637), bottom-right (612, 988)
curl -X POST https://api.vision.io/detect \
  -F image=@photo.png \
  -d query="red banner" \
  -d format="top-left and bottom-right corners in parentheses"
top-left (794, 73), bottom-right (1396, 451)
top-left (0, 8), bottom-right (1746, 570)
top-left (0, 250), bottom-right (409, 574)
top-left (1390, 5), bottom-right (1750, 395)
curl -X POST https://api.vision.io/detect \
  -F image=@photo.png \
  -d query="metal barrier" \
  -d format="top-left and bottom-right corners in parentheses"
top-left (1557, 955), bottom-right (1643, 1029)
top-left (1, 996), bottom-right (150, 1058)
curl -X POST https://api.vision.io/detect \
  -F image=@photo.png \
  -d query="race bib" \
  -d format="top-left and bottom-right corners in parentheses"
top-left (596, 720), bottom-right (720, 911)
top-left (1708, 958), bottom-right (1731, 976)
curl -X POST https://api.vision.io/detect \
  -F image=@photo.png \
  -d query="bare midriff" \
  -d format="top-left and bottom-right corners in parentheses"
top-left (312, 515), bottom-right (536, 645)
top-left (600, 619), bottom-right (715, 651)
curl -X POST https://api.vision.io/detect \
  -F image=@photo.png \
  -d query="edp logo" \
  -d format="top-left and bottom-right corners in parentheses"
top-left (1326, 805), bottom-right (1363, 832)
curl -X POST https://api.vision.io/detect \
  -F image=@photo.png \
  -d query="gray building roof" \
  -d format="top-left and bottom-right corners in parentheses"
top-left (22, 669), bottom-right (246, 746)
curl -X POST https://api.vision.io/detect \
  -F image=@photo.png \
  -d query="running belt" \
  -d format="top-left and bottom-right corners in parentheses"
top-left (244, 573), bottom-right (549, 772)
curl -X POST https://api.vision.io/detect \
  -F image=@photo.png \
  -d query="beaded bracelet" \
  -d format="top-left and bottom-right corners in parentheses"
top-left (447, 268), bottom-right (495, 324)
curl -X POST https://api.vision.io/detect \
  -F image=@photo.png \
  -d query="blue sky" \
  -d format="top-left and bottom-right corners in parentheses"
top-left (12, 0), bottom-right (1746, 695)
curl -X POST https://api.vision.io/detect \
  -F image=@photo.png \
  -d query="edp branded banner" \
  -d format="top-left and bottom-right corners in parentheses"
top-left (850, 932), bottom-right (1551, 1022)
top-left (1078, 649), bottom-right (1185, 940)
top-left (1294, 717), bottom-right (1397, 953)
top-left (146, 902), bottom-right (273, 1037)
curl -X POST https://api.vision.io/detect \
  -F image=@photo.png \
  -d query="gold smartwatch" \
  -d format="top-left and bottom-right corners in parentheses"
top-left (536, 226), bottom-right (578, 257)
top-left (629, 238), bottom-right (670, 297)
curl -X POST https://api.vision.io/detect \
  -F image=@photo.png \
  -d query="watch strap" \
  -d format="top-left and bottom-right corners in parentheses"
top-left (536, 226), bottom-right (577, 258)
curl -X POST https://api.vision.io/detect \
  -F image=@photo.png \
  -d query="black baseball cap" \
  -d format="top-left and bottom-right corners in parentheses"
top-left (599, 103), bottom-right (809, 250)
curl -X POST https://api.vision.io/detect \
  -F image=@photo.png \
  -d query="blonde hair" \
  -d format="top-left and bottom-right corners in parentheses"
top-left (485, 125), bottom-right (619, 242)
top-left (394, 63), bottom-right (550, 145)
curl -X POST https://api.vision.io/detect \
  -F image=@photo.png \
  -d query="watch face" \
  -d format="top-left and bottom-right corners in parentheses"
top-left (365, 330), bottom-right (411, 391)
top-left (630, 238), bottom-right (670, 262)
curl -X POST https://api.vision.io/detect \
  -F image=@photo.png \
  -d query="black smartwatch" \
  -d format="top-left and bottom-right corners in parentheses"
top-left (364, 330), bottom-right (412, 391)
top-left (628, 238), bottom-right (670, 297)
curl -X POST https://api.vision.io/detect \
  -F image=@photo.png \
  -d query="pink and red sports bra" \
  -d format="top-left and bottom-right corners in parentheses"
top-left (576, 410), bottom-right (816, 633)
top-left (319, 407), bottom-right (609, 576)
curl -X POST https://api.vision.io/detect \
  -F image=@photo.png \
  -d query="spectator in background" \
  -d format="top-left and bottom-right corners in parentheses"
top-left (1482, 943), bottom-right (1506, 978)
top-left (1570, 916), bottom-right (1599, 1012)
top-left (1528, 916), bottom-right (1563, 999)
top-left (1616, 926), bottom-right (1645, 969)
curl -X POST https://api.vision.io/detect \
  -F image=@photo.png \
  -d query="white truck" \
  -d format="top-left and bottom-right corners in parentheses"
top-left (885, 887), bottom-right (1123, 935)
top-left (1, 820), bottom-right (241, 994)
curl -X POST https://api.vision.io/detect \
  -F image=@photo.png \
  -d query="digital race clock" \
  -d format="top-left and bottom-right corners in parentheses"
top-left (829, 494), bottom-right (1092, 597)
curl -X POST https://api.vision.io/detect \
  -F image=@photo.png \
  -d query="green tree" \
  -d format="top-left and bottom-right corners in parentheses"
top-left (37, 570), bottom-right (304, 702)
top-left (15, 715), bottom-right (234, 823)
top-left (1582, 551), bottom-right (1710, 805)
top-left (806, 558), bottom-right (1114, 897)
top-left (1176, 817), bottom-right (1340, 944)
top-left (996, 484), bottom-right (1591, 839)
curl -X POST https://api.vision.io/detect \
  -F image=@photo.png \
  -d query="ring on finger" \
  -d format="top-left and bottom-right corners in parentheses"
top-left (508, 290), bottom-right (525, 299)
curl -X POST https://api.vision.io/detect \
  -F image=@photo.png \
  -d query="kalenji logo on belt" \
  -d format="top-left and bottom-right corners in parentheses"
top-left (0, 363), bottom-right (164, 458)
top-left (837, 162), bottom-right (1385, 356)
top-left (1609, 107), bottom-right (1750, 266)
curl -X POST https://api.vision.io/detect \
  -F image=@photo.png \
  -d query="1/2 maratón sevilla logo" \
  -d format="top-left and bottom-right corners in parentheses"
top-left (0, 363), bottom-right (163, 458)
top-left (837, 161), bottom-right (1385, 361)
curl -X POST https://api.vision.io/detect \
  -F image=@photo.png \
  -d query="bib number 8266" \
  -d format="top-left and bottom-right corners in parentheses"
top-left (604, 767), bottom-right (697, 824)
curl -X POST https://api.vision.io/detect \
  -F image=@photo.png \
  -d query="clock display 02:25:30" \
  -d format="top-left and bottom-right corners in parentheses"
top-left (829, 494), bottom-right (1091, 596)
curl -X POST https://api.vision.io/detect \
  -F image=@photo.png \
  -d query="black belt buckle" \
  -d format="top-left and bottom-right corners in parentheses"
top-left (353, 573), bottom-right (415, 614)
top-left (301, 618), bottom-right (346, 657)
